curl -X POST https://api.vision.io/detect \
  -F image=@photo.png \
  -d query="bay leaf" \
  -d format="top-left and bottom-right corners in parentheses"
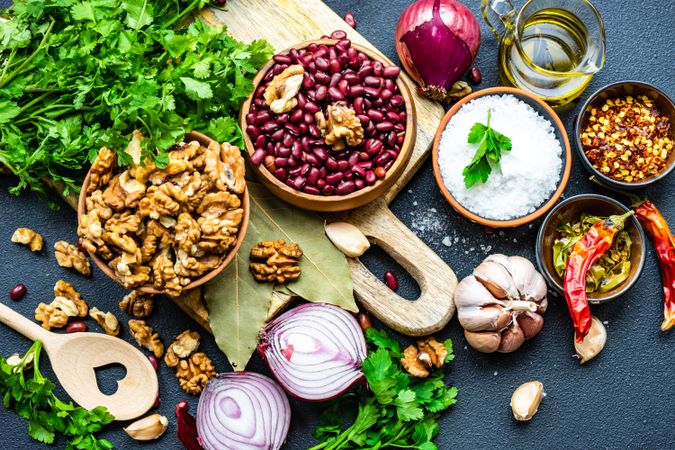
top-left (247, 182), bottom-right (357, 312)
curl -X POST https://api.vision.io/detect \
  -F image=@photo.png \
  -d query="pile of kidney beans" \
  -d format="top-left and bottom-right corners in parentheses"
top-left (246, 30), bottom-right (407, 196)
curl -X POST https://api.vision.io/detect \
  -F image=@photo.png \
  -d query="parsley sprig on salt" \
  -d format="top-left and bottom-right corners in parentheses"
top-left (462, 109), bottom-right (513, 188)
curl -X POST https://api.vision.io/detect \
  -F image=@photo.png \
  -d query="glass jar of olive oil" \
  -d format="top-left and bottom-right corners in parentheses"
top-left (481, 0), bottom-right (606, 107)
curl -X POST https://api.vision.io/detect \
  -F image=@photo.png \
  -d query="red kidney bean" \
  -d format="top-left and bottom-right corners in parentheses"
top-left (246, 125), bottom-right (260, 140)
top-left (297, 92), bottom-right (307, 109)
top-left (357, 64), bottom-right (373, 79)
top-left (246, 112), bottom-right (255, 124)
top-left (338, 79), bottom-right (350, 96)
top-left (336, 180), bottom-right (355, 195)
top-left (343, 72), bottom-right (359, 85)
top-left (319, 167), bottom-right (328, 178)
top-left (298, 123), bottom-right (308, 134)
top-left (315, 85), bottom-right (327, 102)
top-left (359, 161), bottom-right (373, 170)
top-left (277, 145), bottom-right (292, 157)
top-left (359, 151), bottom-right (369, 161)
top-left (254, 98), bottom-right (267, 108)
top-left (323, 185), bottom-right (336, 195)
top-left (357, 51), bottom-right (368, 60)
top-left (375, 166), bottom-right (386, 179)
top-left (302, 113), bottom-right (313, 125)
top-left (275, 157), bottom-right (290, 168)
top-left (291, 176), bottom-right (306, 190)
top-left (291, 142), bottom-right (303, 160)
top-left (365, 121), bottom-right (375, 136)
top-left (352, 164), bottom-right (366, 178)
top-left (469, 66), bottom-right (482, 85)
top-left (337, 52), bottom-right (349, 67)
top-left (304, 186), bottom-right (320, 195)
top-left (365, 139), bottom-right (383, 156)
top-left (328, 47), bottom-right (337, 61)
top-left (363, 76), bottom-right (381, 88)
top-left (305, 154), bottom-right (320, 166)
top-left (384, 160), bottom-right (395, 170)
top-left (307, 167), bottom-right (320, 185)
top-left (348, 152), bottom-right (360, 166)
top-left (290, 109), bottom-right (304, 123)
top-left (282, 133), bottom-right (294, 147)
top-left (305, 102), bottom-right (320, 114)
top-left (343, 171), bottom-right (354, 181)
top-left (390, 95), bottom-right (404, 107)
top-left (394, 123), bottom-right (405, 132)
top-left (349, 84), bottom-right (365, 98)
top-left (313, 147), bottom-right (329, 161)
top-left (386, 111), bottom-right (400, 123)
top-left (363, 86), bottom-right (380, 97)
top-left (343, 12), bottom-right (357, 28)
top-left (255, 135), bottom-right (267, 149)
top-left (66, 321), bottom-right (87, 333)
top-left (357, 114), bottom-right (370, 126)
top-left (256, 84), bottom-right (267, 97)
top-left (325, 172), bottom-right (344, 185)
top-left (290, 47), bottom-right (300, 62)
top-left (376, 121), bottom-right (394, 133)
top-left (284, 123), bottom-right (300, 136)
top-left (273, 64), bottom-right (289, 75)
top-left (331, 29), bottom-right (348, 39)
top-left (386, 131), bottom-right (397, 147)
top-left (308, 124), bottom-right (321, 138)
top-left (261, 121), bottom-right (279, 134)
top-left (328, 86), bottom-right (344, 101)
top-left (373, 151), bottom-right (391, 167)
top-left (329, 59), bottom-right (341, 74)
top-left (317, 179), bottom-right (327, 191)
top-left (384, 270), bottom-right (399, 290)
top-left (372, 98), bottom-right (383, 108)
top-left (372, 61), bottom-right (383, 76)
top-left (273, 54), bottom-right (292, 64)
top-left (274, 168), bottom-right (288, 180)
top-left (288, 158), bottom-right (299, 168)
top-left (329, 73), bottom-right (341, 87)
top-left (352, 97), bottom-right (364, 115)
top-left (367, 109), bottom-right (384, 122)
top-left (315, 71), bottom-right (330, 85)
top-left (302, 73), bottom-right (315, 89)
top-left (399, 112), bottom-right (406, 123)
top-left (271, 128), bottom-right (285, 141)
top-left (365, 170), bottom-right (377, 185)
top-left (325, 158), bottom-right (338, 171)
top-left (383, 66), bottom-right (401, 78)
top-left (250, 149), bottom-right (266, 165)
top-left (381, 89), bottom-right (393, 102)
top-left (347, 47), bottom-right (358, 59)
top-left (300, 163), bottom-right (311, 176)
top-left (384, 79), bottom-right (395, 91)
top-left (9, 283), bottom-right (26, 300)
top-left (146, 354), bottom-right (159, 371)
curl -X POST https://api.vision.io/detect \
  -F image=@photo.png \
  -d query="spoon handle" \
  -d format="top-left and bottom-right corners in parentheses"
top-left (0, 303), bottom-right (53, 343)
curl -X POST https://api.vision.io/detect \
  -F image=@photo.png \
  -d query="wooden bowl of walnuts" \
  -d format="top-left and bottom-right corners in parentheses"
top-left (77, 131), bottom-right (250, 296)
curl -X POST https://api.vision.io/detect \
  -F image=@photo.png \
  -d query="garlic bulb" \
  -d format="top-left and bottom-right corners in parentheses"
top-left (455, 254), bottom-right (548, 353)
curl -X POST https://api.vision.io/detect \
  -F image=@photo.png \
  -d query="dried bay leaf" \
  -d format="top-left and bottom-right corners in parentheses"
top-left (247, 182), bottom-right (357, 312)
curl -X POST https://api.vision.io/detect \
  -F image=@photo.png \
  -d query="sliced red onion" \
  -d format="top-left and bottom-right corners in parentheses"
top-left (196, 372), bottom-right (290, 450)
top-left (395, 0), bottom-right (480, 101)
top-left (259, 303), bottom-right (367, 401)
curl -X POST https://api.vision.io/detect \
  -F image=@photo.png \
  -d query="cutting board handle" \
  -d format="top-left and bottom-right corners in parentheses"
top-left (0, 303), bottom-right (53, 344)
top-left (335, 200), bottom-right (457, 336)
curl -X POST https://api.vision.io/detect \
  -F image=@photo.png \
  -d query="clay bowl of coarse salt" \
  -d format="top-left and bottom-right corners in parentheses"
top-left (432, 87), bottom-right (572, 228)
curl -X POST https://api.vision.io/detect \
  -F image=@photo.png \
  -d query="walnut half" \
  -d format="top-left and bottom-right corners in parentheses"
top-left (164, 330), bottom-right (200, 368)
top-left (401, 337), bottom-right (448, 378)
top-left (264, 64), bottom-right (305, 114)
top-left (90, 307), bottom-right (121, 336)
top-left (176, 352), bottom-right (215, 395)
top-left (35, 303), bottom-right (68, 330)
top-left (119, 290), bottom-right (154, 318)
top-left (11, 227), bottom-right (43, 252)
top-left (316, 102), bottom-right (364, 151)
top-left (54, 241), bottom-right (91, 276)
top-left (129, 320), bottom-right (164, 358)
top-left (249, 240), bottom-right (302, 283)
top-left (54, 280), bottom-right (88, 317)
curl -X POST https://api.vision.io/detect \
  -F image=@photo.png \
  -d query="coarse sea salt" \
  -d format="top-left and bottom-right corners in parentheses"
top-left (438, 94), bottom-right (562, 220)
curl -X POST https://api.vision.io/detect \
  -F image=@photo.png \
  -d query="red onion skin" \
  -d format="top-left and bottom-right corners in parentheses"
top-left (395, 0), bottom-right (480, 96)
top-left (176, 401), bottom-right (203, 450)
top-left (259, 303), bottom-right (367, 402)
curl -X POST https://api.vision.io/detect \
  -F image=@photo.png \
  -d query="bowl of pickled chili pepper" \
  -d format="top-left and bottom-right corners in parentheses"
top-left (536, 194), bottom-right (646, 304)
top-left (575, 81), bottom-right (675, 189)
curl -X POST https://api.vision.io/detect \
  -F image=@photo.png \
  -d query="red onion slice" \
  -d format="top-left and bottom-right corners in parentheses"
top-left (259, 303), bottom-right (367, 401)
top-left (196, 372), bottom-right (290, 450)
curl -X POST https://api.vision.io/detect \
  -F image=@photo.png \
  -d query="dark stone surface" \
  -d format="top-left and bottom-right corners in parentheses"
top-left (0, 0), bottom-right (673, 449)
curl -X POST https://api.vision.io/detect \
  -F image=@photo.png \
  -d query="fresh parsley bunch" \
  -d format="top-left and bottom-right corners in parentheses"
top-left (311, 328), bottom-right (457, 450)
top-left (0, 0), bottom-right (273, 201)
top-left (462, 109), bottom-right (512, 188)
top-left (0, 341), bottom-right (114, 449)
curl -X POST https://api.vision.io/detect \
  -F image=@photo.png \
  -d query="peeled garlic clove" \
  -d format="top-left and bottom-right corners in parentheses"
top-left (498, 320), bottom-right (525, 353)
top-left (473, 260), bottom-right (519, 299)
top-left (124, 413), bottom-right (169, 441)
top-left (325, 222), bottom-right (370, 258)
top-left (574, 316), bottom-right (607, 364)
top-left (511, 381), bottom-right (544, 421)
top-left (517, 312), bottom-right (544, 340)
top-left (458, 305), bottom-right (511, 332)
top-left (454, 276), bottom-right (504, 309)
top-left (464, 329), bottom-right (501, 353)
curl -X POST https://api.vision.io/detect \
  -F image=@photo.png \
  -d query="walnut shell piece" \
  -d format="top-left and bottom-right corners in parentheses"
top-left (35, 303), bottom-right (69, 330)
top-left (264, 64), bottom-right (305, 114)
top-left (175, 352), bottom-right (215, 395)
top-left (249, 240), bottom-right (303, 283)
top-left (164, 330), bottom-right (201, 368)
top-left (11, 227), bottom-right (43, 252)
top-left (119, 290), bottom-right (154, 318)
top-left (89, 307), bottom-right (121, 336)
top-left (316, 102), bottom-right (364, 151)
top-left (54, 241), bottom-right (91, 276)
top-left (129, 319), bottom-right (164, 358)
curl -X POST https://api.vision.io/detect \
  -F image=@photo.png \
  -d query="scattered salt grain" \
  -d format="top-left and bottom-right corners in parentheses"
top-left (438, 94), bottom-right (562, 220)
top-left (493, 371), bottom-right (498, 376)
top-left (442, 236), bottom-right (452, 247)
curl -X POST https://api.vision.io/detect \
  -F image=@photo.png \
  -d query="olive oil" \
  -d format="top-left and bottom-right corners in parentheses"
top-left (498, 7), bottom-right (601, 107)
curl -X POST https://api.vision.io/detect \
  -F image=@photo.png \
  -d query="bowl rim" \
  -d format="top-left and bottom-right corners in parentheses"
top-left (239, 38), bottom-right (417, 210)
top-left (431, 86), bottom-right (572, 228)
top-left (534, 193), bottom-right (646, 304)
top-left (77, 130), bottom-right (250, 296)
top-left (574, 80), bottom-right (675, 188)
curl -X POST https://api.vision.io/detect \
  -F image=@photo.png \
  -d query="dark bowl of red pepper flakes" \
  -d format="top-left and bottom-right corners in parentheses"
top-left (536, 194), bottom-right (646, 304)
top-left (575, 81), bottom-right (675, 189)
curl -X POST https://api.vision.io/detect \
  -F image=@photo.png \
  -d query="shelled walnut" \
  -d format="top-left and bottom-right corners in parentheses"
top-left (249, 240), bottom-right (303, 283)
top-left (176, 352), bottom-right (215, 395)
top-left (11, 227), bottom-right (43, 252)
top-left (79, 135), bottom-right (246, 296)
top-left (54, 241), bottom-right (91, 276)
top-left (316, 102), bottom-right (364, 151)
top-left (264, 64), bottom-right (304, 114)
top-left (89, 307), bottom-right (121, 336)
top-left (53, 280), bottom-right (88, 317)
top-left (35, 303), bottom-right (69, 330)
top-left (164, 330), bottom-right (201, 368)
top-left (401, 337), bottom-right (448, 378)
top-left (119, 290), bottom-right (154, 318)
top-left (129, 320), bottom-right (164, 358)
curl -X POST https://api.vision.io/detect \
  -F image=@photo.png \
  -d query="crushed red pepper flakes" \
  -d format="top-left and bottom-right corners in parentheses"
top-left (581, 95), bottom-right (672, 183)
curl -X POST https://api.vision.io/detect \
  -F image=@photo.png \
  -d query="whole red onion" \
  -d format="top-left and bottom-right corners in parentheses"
top-left (395, 0), bottom-right (480, 101)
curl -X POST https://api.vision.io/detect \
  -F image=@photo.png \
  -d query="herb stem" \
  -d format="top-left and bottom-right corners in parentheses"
top-left (0, 19), bottom-right (54, 89)
top-left (160, 0), bottom-right (201, 29)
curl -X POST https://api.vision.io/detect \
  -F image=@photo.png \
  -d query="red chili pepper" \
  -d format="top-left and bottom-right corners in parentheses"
top-left (564, 211), bottom-right (633, 341)
top-left (633, 200), bottom-right (675, 332)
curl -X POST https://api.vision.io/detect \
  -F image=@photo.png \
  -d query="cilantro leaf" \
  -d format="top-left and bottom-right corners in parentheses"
top-left (0, 101), bottom-right (20, 124)
top-left (462, 109), bottom-right (512, 188)
top-left (180, 77), bottom-right (213, 100)
top-left (394, 389), bottom-right (424, 421)
top-left (365, 327), bottom-right (402, 357)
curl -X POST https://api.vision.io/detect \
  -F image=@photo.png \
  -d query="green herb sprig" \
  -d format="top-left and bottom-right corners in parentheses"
top-left (0, 0), bottom-right (273, 203)
top-left (310, 328), bottom-right (457, 450)
top-left (0, 341), bottom-right (114, 449)
top-left (462, 109), bottom-right (512, 188)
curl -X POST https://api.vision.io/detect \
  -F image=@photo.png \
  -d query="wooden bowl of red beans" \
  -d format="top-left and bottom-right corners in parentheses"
top-left (240, 33), bottom-right (417, 212)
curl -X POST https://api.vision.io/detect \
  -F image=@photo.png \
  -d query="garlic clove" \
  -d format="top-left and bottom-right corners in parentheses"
top-left (517, 312), bottom-right (544, 340)
top-left (454, 276), bottom-right (504, 309)
top-left (457, 305), bottom-right (511, 332)
top-left (498, 320), bottom-right (525, 353)
top-left (473, 260), bottom-right (519, 299)
top-left (511, 381), bottom-right (544, 421)
top-left (124, 413), bottom-right (169, 441)
top-left (574, 316), bottom-right (607, 364)
top-left (325, 222), bottom-right (370, 258)
top-left (464, 329), bottom-right (501, 353)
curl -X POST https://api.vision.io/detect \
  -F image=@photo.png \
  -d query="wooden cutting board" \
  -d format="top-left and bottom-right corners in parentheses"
top-left (58, 0), bottom-right (457, 337)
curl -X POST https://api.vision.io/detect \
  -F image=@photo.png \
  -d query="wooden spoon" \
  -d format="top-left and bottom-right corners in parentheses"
top-left (0, 303), bottom-right (158, 421)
